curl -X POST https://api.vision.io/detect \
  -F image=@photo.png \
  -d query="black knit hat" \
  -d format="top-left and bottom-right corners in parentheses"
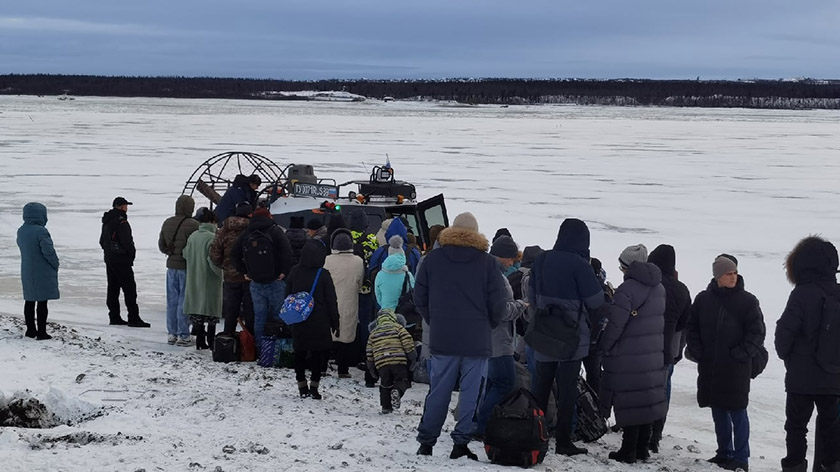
top-left (235, 202), bottom-right (253, 218)
top-left (307, 218), bottom-right (323, 231)
top-left (289, 216), bottom-right (305, 229)
top-left (490, 235), bottom-right (518, 259)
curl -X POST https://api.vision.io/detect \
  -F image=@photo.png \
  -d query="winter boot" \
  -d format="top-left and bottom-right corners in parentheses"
top-left (205, 324), bottom-right (216, 351)
top-left (781, 460), bottom-right (808, 472)
top-left (24, 308), bottom-right (36, 338)
top-left (379, 386), bottom-right (393, 412)
top-left (390, 389), bottom-right (402, 410)
top-left (35, 310), bottom-right (51, 340)
top-left (649, 417), bottom-right (665, 453)
top-left (127, 312), bottom-right (151, 328)
top-left (195, 324), bottom-right (209, 350)
top-left (109, 314), bottom-right (128, 325)
top-left (449, 444), bottom-right (478, 461)
top-left (609, 425), bottom-right (639, 464)
top-left (556, 440), bottom-right (588, 456)
top-left (309, 381), bottom-right (322, 400)
top-left (636, 423), bottom-right (652, 461)
top-left (298, 381), bottom-right (310, 398)
top-left (417, 444), bottom-right (433, 456)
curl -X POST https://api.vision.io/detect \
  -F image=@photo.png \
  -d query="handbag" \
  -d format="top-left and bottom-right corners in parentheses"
top-left (238, 319), bottom-right (256, 362)
top-left (278, 268), bottom-right (322, 325)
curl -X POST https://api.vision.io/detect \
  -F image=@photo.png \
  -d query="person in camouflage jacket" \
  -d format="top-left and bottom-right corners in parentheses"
top-left (366, 308), bottom-right (417, 413)
top-left (209, 202), bottom-right (254, 335)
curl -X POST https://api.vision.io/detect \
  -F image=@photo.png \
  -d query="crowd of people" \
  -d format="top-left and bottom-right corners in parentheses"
top-left (13, 177), bottom-right (840, 472)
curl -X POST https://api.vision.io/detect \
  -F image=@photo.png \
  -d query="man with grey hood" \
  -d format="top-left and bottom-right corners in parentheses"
top-left (473, 235), bottom-right (529, 439)
top-left (158, 195), bottom-right (200, 345)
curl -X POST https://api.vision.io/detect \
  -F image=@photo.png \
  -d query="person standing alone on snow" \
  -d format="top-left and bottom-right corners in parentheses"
top-left (687, 254), bottom-right (765, 472)
top-left (775, 236), bottom-right (840, 472)
top-left (158, 195), bottom-right (200, 345)
top-left (17, 202), bottom-right (60, 340)
top-left (100, 197), bottom-right (151, 328)
top-left (414, 212), bottom-right (507, 461)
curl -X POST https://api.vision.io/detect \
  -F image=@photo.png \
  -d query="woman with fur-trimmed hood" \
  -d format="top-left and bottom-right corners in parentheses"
top-left (776, 236), bottom-right (840, 472)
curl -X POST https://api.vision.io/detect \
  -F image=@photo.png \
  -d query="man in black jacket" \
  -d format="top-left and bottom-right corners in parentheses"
top-left (776, 236), bottom-right (840, 472)
top-left (99, 197), bottom-right (150, 328)
top-left (231, 207), bottom-right (292, 348)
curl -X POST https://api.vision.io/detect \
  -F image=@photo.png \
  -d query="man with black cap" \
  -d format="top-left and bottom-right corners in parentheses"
top-left (100, 197), bottom-right (151, 328)
top-left (214, 174), bottom-right (261, 227)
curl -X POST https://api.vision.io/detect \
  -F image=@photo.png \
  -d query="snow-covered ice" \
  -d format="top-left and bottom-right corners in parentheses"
top-left (0, 96), bottom-right (839, 471)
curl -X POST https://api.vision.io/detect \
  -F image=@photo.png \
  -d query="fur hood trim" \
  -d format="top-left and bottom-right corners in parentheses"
top-left (785, 235), bottom-right (839, 285)
top-left (437, 227), bottom-right (489, 252)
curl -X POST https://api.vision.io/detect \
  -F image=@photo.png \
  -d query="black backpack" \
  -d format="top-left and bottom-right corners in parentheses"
top-left (212, 333), bottom-right (240, 363)
top-left (570, 376), bottom-right (608, 443)
top-left (816, 289), bottom-right (840, 373)
top-left (396, 273), bottom-right (422, 341)
top-left (484, 388), bottom-right (549, 468)
top-left (243, 229), bottom-right (276, 283)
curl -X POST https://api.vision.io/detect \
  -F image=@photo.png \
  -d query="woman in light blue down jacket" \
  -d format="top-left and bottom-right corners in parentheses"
top-left (375, 235), bottom-right (414, 311)
top-left (17, 202), bottom-right (60, 340)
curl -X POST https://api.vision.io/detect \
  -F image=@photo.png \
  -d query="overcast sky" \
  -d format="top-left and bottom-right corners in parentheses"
top-left (2, 1), bottom-right (838, 80)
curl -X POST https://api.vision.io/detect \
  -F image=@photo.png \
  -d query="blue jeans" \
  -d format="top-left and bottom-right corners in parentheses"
top-left (417, 355), bottom-right (488, 447)
top-left (711, 407), bottom-right (750, 464)
top-left (250, 279), bottom-right (285, 348)
top-left (166, 269), bottom-right (189, 338)
top-left (475, 355), bottom-right (516, 435)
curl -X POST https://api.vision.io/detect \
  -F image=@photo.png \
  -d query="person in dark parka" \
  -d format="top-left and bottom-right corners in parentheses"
top-left (646, 244), bottom-right (692, 453)
top-left (215, 174), bottom-right (260, 227)
top-left (598, 254), bottom-right (667, 464)
top-left (286, 216), bottom-right (309, 267)
top-left (525, 218), bottom-right (605, 456)
top-left (686, 254), bottom-right (765, 472)
top-left (287, 239), bottom-right (340, 400)
top-left (775, 236), bottom-right (840, 472)
top-left (17, 202), bottom-right (59, 340)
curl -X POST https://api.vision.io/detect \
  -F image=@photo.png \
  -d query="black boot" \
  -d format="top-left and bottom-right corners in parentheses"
top-left (127, 312), bottom-right (151, 328)
top-left (298, 381), bottom-right (310, 398)
top-left (195, 324), bottom-right (209, 350)
top-left (379, 386), bottom-right (393, 414)
top-left (24, 303), bottom-right (36, 338)
top-left (109, 314), bottom-right (128, 325)
top-left (556, 440), bottom-right (588, 456)
top-left (781, 460), bottom-right (807, 472)
top-left (36, 308), bottom-right (51, 340)
top-left (636, 423), bottom-right (652, 461)
top-left (206, 323), bottom-right (216, 351)
top-left (650, 417), bottom-right (664, 453)
top-left (450, 444), bottom-right (478, 460)
top-left (609, 425), bottom-right (639, 464)
top-left (309, 381), bottom-right (322, 400)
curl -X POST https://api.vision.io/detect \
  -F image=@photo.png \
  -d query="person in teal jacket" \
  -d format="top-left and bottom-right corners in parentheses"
top-left (16, 202), bottom-right (60, 340)
top-left (374, 235), bottom-right (414, 311)
top-left (183, 208), bottom-right (224, 350)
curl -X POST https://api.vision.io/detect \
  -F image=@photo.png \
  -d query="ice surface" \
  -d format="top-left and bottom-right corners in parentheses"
top-left (0, 96), bottom-right (838, 471)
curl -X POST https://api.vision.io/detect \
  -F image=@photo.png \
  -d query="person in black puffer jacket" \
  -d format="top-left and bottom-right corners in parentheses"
top-left (776, 236), bottom-right (840, 472)
top-left (687, 254), bottom-right (765, 472)
top-left (287, 239), bottom-right (340, 400)
top-left (646, 244), bottom-right (692, 453)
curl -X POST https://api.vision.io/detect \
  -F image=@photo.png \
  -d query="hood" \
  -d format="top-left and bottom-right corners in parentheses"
top-left (382, 253), bottom-right (408, 272)
top-left (437, 226), bottom-right (489, 252)
top-left (22, 202), bottom-right (48, 226)
top-left (521, 245), bottom-right (544, 269)
top-left (223, 215), bottom-right (250, 233)
top-left (175, 195), bottom-right (195, 217)
top-left (385, 218), bottom-right (408, 241)
top-left (553, 218), bottom-right (590, 259)
top-left (197, 222), bottom-right (217, 234)
top-left (102, 208), bottom-right (126, 225)
top-left (369, 309), bottom-right (407, 331)
top-left (248, 214), bottom-right (276, 232)
top-left (349, 209), bottom-right (369, 232)
top-left (648, 244), bottom-right (676, 277)
top-left (624, 261), bottom-right (662, 288)
top-left (232, 174), bottom-right (250, 187)
top-left (300, 239), bottom-right (327, 268)
top-left (785, 235), bottom-right (839, 285)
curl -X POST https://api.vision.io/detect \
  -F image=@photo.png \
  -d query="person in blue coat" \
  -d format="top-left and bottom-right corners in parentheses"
top-left (215, 174), bottom-right (260, 227)
top-left (374, 235), bottom-right (415, 311)
top-left (368, 218), bottom-right (422, 277)
top-left (16, 202), bottom-right (60, 340)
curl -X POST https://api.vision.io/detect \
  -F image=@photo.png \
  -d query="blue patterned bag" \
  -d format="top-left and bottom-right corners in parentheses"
top-left (278, 268), bottom-right (322, 325)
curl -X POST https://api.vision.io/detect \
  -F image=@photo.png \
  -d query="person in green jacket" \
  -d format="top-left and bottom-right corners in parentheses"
top-left (183, 208), bottom-right (224, 350)
top-left (17, 202), bottom-right (60, 340)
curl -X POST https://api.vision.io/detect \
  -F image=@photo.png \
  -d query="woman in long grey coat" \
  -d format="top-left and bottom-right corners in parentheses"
top-left (17, 202), bottom-right (60, 340)
top-left (598, 252), bottom-right (667, 464)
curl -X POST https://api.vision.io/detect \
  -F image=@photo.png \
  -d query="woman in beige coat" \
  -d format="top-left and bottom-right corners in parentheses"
top-left (324, 228), bottom-right (364, 378)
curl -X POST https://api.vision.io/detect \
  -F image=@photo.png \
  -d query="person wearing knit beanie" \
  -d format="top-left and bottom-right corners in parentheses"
top-left (307, 218), bottom-right (323, 231)
top-left (618, 244), bottom-right (648, 271)
top-left (713, 255), bottom-right (738, 283)
top-left (235, 202), bottom-right (253, 218)
top-left (493, 228), bottom-right (512, 243)
top-left (332, 232), bottom-right (354, 252)
top-left (452, 212), bottom-right (479, 232)
top-left (490, 235), bottom-right (518, 262)
top-left (349, 209), bottom-right (369, 233)
top-left (388, 235), bottom-right (405, 256)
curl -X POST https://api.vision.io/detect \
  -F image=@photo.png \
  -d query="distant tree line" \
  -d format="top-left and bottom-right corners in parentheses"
top-left (2, 74), bottom-right (840, 109)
